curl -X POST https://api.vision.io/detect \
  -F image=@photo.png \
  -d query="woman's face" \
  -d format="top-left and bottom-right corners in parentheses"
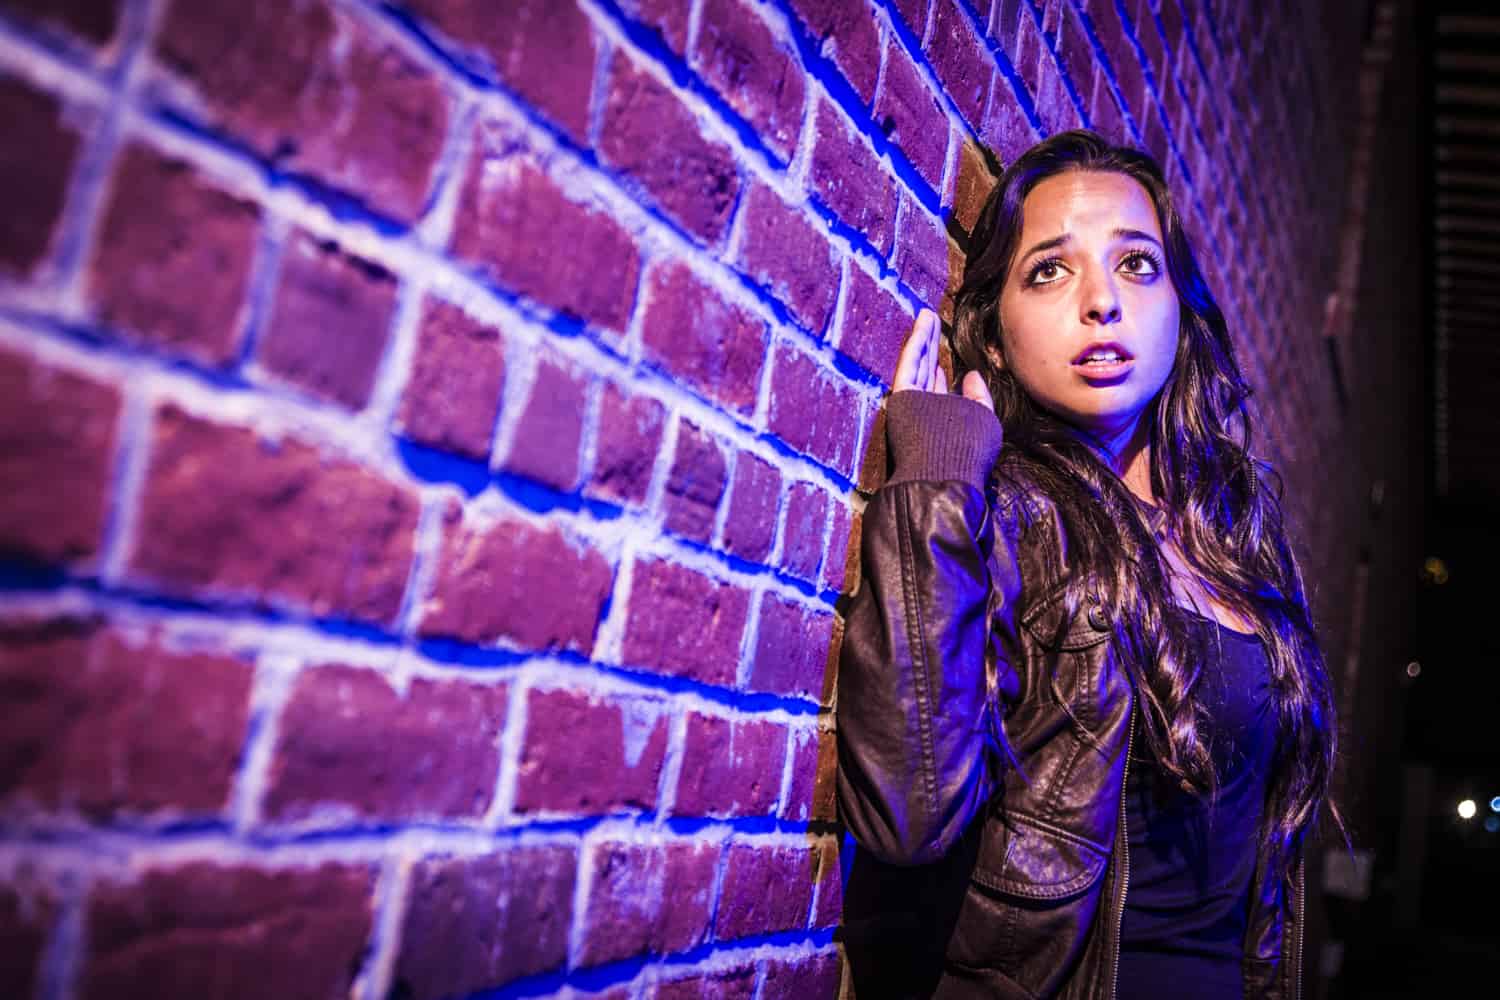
top-left (996, 169), bottom-right (1181, 444)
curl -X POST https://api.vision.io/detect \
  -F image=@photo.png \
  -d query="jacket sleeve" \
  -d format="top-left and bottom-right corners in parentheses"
top-left (836, 390), bottom-right (1021, 866)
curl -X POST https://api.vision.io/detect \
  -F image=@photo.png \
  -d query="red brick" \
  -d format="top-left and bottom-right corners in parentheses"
top-left (750, 595), bottom-right (834, 700)
top-left (87, 143), bottom-right (260, 367)
top-left (1085, 0), bottom-right (1147, 117)
top-left (640, 260), bottom-right (767, 415)
top-left (926, 1), bottom-right (991, 128)
top-left (501, 354), bottom-right (589, 491)
top-left (82, 861), bottom-right (374, 1000)
top-left (890, 0), bottom-right (928, 38)
top-left (664, 420), bottom-right (728, 543)
top-left (894, 193), bottom-right (952, 308)
top-left (716, 842), bottom-right (814, 939)
top-left (515, 688), bottom-right (669, 813)
top-left (420, 507), bottom-right (613, 654)
top-left (262, 664), bottom-right (506, 823)
top-left (406, 0), bottom-right (594, 145)
top-left (618, 0), bottom-right (692, 54)
top-left (857, 401), bottom-right (888, 493)
top-left (674, 712), bottom-right (786, 816)
top-left (874, 39), bottom-right (948, 192)
top-left (1034, 49), bottom-right (1081, 135)
top-left (395, 845), bottom-right (576, 998)
top-left (733, 183), bottom-right (839, 337)
top-left (693, 0), bottom-right (805, 161)
top-left (992, 0), bottom-right (1025, 60)
top-left (781, 481), bottom-right (828, 581)
top-left (258, 231), bottom-right (397, 409)
top-left (821, 501), bottom-right (856, 594)
top-left (947, 137), bottom-right (995, 237)
top-left (836, 264), bottom-right (910, 384)
top-left (0, 617), bottom-right (252, 820)
top-left (0, 880), bottom-right (53, 999)
top-left (452, 136), bottom-right (640, 334)
top-left (761, 952), bottom-right (843, 1000)
top-left (1131, 0), bottom-right (1167, 88)
top-left (981, 79), bottom-right (1039, 166)
top-left (395, 296), bottom-right (505, 459)
top-left (576, 839), bottom-right (717, 965)
top-left (622, 559), bottom-right (749, 686)
top-left (1055, 2), bottom-right (1095, 99)
top-left (155, 0), bottom-right (447, 223)
top-left (783, 723), bottom-right (838, 822)
top-left (587, 382), bottom-right (667, 507)
top-left (1, 0), bottom-right (121, 45)
top-left (1089, 70), bottom-right (1129, 144)
top-left (0, 348), bottom-right (119, 566)
top-left (0, 77), bottom-right (83, 277)
top-left (722, 451), bottom-right (781, 563)
top-left (601, 52), bottom-right (740, 245)
top-left (129, 404), bottom-right (419, 624)
top-left (653, 967), bottom-right (757, 1000)
top-left (785, 0), bottom-right (880, 105)
top-left (810, 837), bottom-right (843, 928)
top-left (768, 345), bottom-right (860, 478)
top-left (808, 100), bottom-right (895, 256)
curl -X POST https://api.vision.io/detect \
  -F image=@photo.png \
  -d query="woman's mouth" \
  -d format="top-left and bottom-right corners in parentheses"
top-left (1071, 343), bottom-right (1134, 380)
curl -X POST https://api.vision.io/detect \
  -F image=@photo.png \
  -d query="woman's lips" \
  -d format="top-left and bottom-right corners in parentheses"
top-left (1071, 357), bottom-right (1135, 380)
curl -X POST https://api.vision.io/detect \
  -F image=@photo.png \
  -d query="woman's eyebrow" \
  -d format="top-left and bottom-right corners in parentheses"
top-left (1017, 228), bottom-right (1163, 266)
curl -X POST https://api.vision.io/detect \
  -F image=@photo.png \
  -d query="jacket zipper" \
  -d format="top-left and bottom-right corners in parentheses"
top-left (1293, 854), bottom-right (1305, 1000)
top-left (1108, 705), bottom-right (1135, 1000)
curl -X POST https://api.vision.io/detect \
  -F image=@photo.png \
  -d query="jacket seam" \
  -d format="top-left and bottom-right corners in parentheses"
top-left (894, 486), bottom-right (941, 847)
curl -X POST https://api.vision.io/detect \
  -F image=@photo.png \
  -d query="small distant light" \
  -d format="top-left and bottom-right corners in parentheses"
top-left (1490, 796), bottom-right (1500, 813)
top-left (1421, 556), bottom-right (1449, 585)
top-left (1459, 799), bottom-right (1477, 820)
top-left (1487, 817), bottom-right (1500, 834)
top-left (1405, 661), bottom-right (1421, 678)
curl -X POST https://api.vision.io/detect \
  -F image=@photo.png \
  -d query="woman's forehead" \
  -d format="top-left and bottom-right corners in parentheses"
top-left (1018, 170), bottom-right (1163, 242)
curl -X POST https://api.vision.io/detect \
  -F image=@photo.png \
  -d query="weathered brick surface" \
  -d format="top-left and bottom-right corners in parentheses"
top-left (822, 502), bottom-right (856, 595)
top-left (0, 880), bottom-right (53, 1000)
top-left (618, 0), bottom-right (692, 55)
top-left (926, 0), bottom-right (991, 128)
top-left (587, 382), bottom-right (667, 507)
top-left (653, 967), bottom-right (758, 1000)
top-left (515, 687), bottom-right (669, 813)
top-left (809, 100), bottom-right (895, 256)
top-left (0, 617), bottom-right (252, 820)
top-left (810, 836), bottom-right (843, 928)
top-left (395, 296), bottom-right (505, 459)
top-left (155, 0), bottom-right (448, 223)
top-left (767, 342), bottom-right (861, 478)
top-left (500, 354), bottom-right (589, 491)
top-left (783, 723), bottom-right (838, 822)
top-left (750, 595), bottom-right (835, 701)
top-left (262, 664), bottom-right (506, 823)
top-left (780, 480), bottom-right (829, 583)
top-left (621, 559), bottom-right (750, 686)
top-left (693, 0), bottom-right (805, 161)
top-left (674, 712), bottom-right (786, 816)
top-left (0, 77), bottom-right (82, 277)
top-left (786, 0), bottom-right (880, 104)
top-left (874, 38), bottom-right (948, 191)
top-left (732, 183), bottom-right (839, 337)
top-left (407, 0), bottom-right (594, 145)
top-left (723, 451), bottom-right (782, 563)
top-left (576, 839), bottom-right (717, 965)
top-left (82, 862), bottom-right (374, 1000)
top-left (664, 420), bottom-right (728, 543)
top-left (0, 347), bottom-right (120, 566)
top-left (420, 507), bottom-right (613, 654)
top-left (394, 845), bottom-right (577, 998)
top-left (837, 263), bottom-right (910, 384)
top-left (129, 404), bottom-right (420, 625)
top-left (601, 51), bottom-right (741, 245)
top-left (761, 952), bottom-right (843, 999)
top-left (257, 231), bottom-right (398, 410)
top-left (716, 842), bottom-right (814, 939)
top-left (1, 0), bottom-right (122, 45)
top-left (981, 78), bottom-right (1039, 165)
top-left (640, 260), bottom-right (767, 416)
top-left (894, 192), bottom-right (952, 308)
top-left (88, 143), bottom-right (260, 367)
top-left (452, 135), bottom-right (640, 334)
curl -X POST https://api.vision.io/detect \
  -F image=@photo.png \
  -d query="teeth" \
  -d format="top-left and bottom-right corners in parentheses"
top-left (1082, 351), bottom-right (1123, 363)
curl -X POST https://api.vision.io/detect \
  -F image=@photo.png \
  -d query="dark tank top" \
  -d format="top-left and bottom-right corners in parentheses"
top-left (1116, 606), bottom-right (1276, 1000)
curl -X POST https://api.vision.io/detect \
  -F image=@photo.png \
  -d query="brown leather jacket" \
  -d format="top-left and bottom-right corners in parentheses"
top-left (836, 391), bottom-right (1303, 1000)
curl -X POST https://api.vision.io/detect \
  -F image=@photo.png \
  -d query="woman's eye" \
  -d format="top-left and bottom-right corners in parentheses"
top-left (1120, 251), bottom-right (1161, 277)
top-left (1028, 259), bottom-right (1065, 285)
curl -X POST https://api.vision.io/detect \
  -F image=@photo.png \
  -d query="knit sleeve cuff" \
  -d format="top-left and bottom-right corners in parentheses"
top-left (883, 390), bottom-right (1004, 490)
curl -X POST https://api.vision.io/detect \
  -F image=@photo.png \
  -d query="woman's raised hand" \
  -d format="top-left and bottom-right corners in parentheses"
top-left (892, 308), bottom-right (994, 411)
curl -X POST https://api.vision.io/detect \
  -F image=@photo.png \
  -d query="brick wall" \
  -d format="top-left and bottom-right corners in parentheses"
top-left (0, 1), bottom-right (1383, 998)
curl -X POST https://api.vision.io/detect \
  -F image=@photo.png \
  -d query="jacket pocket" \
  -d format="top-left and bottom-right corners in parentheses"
top-left (1020, 586), bottom-right (1112, 652)
top-left (970, 810), bottom-right (1108, 899)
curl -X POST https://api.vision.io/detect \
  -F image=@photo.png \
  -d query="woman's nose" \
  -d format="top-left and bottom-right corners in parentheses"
top-left (1081, 268), bottom-right (1122, 324)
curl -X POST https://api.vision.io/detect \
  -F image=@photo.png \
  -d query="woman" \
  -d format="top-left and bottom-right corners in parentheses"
top-left (836, 130), bottom-right (1344, 999)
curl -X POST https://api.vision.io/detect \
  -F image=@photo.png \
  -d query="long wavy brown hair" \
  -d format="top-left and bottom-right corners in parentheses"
top-left (951, 129), bottom-right (1345, 888)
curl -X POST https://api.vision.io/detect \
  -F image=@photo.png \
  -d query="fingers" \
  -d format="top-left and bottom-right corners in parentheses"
top-left (961, 370), bottom-right (994, 411)
top-left (892, 310), bottom-right (929, 392)
top-left (924, 315), bottom-right (945, 394)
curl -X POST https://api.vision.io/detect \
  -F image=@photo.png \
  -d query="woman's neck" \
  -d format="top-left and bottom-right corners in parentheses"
top-left (1093, 415), bottom-right (1155, 504)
